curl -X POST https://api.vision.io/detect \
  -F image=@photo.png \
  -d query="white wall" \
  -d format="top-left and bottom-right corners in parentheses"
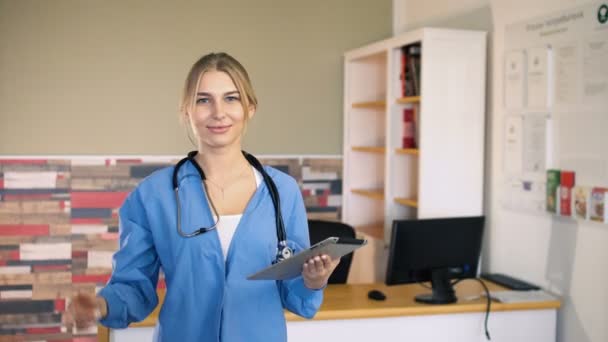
top-left (394, 1), bottom-right (607, 342)
top-left (489, 1), bottom-right (607, 342)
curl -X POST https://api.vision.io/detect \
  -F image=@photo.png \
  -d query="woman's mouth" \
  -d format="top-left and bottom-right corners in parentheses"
top-left (207, 125), bottom-right (231, 134)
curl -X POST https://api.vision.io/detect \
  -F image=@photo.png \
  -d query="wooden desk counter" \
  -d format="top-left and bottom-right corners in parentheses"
top-left (99, 281), bottom-right (560, 341)
top-left (285, 281), bottom-right (560, 321)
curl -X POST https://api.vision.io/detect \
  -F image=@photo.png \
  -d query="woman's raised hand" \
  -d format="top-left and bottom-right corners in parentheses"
top-left (302, 254), bottom-right (340, 289)
top-left (63, 292), bottom-right (107, 331)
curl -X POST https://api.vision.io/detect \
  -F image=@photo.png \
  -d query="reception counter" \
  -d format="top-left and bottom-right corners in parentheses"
top-left (98, 281), bottom-right (560, 342)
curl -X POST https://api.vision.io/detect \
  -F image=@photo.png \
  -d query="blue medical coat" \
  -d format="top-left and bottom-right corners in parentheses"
top-left (98, 160), bottom-right (323, 341)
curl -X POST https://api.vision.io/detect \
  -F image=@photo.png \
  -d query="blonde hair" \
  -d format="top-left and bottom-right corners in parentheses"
top-left (179, 52), bottom-right (258, 124)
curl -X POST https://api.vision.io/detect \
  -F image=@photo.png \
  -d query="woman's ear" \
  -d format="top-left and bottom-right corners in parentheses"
top-left (247, 105), bottom-right (256, 120)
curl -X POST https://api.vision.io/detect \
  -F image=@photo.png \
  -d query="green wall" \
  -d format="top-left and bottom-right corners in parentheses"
top-left (0, 0), bottom-right (392, 155)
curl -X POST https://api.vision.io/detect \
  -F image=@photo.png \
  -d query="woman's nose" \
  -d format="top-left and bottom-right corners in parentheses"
top-left (210, 99), bottom-right (225, 119)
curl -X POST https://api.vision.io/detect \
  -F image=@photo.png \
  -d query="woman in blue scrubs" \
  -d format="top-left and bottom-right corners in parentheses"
top-left (66, 52), bottom-right (340, 341)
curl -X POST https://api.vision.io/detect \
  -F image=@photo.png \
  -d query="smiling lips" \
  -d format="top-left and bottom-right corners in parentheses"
top-left (207, 125), bottom-right (231, 134)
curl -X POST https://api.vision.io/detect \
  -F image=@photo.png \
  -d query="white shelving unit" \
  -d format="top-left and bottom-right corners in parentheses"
top-left (343, 28), bottom-right (487, 283)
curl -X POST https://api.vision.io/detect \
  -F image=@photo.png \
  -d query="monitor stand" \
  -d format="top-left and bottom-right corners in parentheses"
top-left (415, 268), bottom-right (457, 304)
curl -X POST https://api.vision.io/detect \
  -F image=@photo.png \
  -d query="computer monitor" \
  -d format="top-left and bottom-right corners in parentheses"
top-left (385, 216), bottom-right (485, 304)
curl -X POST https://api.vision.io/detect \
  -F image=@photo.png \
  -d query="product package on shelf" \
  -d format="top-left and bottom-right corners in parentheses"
top-left (402, 108), bottom-right (416, 148)
top-left (572, 186), bottom-right (590, 220)
top-left (546, 169), bottom-right (560, 213)
top-left (590, 187), bottom-right (607, 223)
top-left (559, 171), bottom-right (575, 216)
top-left (401, 45), bottom-right (421, 97)
top-left (400, 46), bottom-right (407, 97)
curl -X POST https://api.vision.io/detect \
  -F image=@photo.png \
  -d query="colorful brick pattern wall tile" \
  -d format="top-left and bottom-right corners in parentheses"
top-left (300, 158), bottom-right (343, 221)
top-left (0, 156), bottom-right (341, 341)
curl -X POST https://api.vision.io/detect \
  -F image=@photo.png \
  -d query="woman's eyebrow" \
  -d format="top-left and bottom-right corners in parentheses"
top-left (196, 91), bottom-right (239, 96)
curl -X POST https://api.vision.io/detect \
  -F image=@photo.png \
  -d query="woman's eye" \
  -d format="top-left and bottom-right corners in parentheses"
top-left (196, 98), bottom-right (210, 104)
top-left (225, 96), bottom-right (240, 102)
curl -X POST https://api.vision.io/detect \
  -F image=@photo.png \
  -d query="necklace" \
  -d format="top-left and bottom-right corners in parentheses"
top-left (204, 167), bottom-right (250, 199)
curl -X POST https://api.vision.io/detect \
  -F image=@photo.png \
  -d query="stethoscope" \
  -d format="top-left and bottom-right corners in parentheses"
top-left (172, 150), bottom-right (294, 263)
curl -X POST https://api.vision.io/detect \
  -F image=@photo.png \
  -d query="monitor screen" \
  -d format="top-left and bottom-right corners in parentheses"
top-left (385, 216), bottom-right (485, 304)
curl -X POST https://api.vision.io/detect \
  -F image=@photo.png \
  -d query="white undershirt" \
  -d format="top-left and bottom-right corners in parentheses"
top-left (214, 166), bottom-right (262, 260)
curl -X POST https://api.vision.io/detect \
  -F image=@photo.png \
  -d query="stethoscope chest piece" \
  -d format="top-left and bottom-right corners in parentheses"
top-left (274, 241), bottom-right (293, 264)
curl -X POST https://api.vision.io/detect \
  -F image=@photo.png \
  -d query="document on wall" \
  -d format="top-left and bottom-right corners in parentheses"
top-left (522, 114), bottom-right (551, 175)
top-left (500, 178), bottom-right (546, 213)
top-left (527, 47), bottom-right (553, 109)
top-left (582, 38), bottom-right (608, 105)
top-left (504, 50), bottom-right (526, 109)
top-left (504, 115), bottom-right (523, 175)
top-left (554, 44), bottom-right (579, 106)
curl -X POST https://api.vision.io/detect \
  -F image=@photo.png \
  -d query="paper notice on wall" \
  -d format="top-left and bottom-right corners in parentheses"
top-left (554, 44), bottom-right (579, 106)
top-left (504, 115), bottom-right (523, 175)
top-left (527, 47), bottom-right (553, 109)
top-left (582, 38), bottom-right (608, 105)
top-left (501, 178), bottom-right (546, 213)
top-left (522, 114), bottom-right (552, 175)
top-left (505, 50), bottom-right (526, 109)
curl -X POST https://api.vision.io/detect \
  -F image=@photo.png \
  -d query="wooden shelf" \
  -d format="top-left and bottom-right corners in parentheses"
top-left (343, 29), bottom-right (487, 285)
top-left (355, 223), bottom-right (384, 240)
top-left (394, 198), bottom-right (418, 208)
top-left (396, 96), bottom-right (420, 104)
top-left (351, 189), bottom-right (384, 200)
top-left (395, 148), bottom-right (419, 155)
top-left (352, 146), bottom-right (386, 154)
top-left (352, 101), bottom-right (386, 109)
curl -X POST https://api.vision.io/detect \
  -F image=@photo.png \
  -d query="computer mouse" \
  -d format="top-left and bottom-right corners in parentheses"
top-left (367, 289), bottom-right (386, 301)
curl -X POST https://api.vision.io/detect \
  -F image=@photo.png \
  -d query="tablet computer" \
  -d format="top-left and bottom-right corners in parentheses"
top-left (247, 237), bottom-right (367, 280)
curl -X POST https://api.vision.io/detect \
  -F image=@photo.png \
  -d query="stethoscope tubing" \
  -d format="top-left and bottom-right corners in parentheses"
top-left (172, 151), bottom-right (291, 262)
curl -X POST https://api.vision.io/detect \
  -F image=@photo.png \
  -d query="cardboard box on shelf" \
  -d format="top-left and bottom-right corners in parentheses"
top-left (572, 186), bottom-right (590, 220)
top-left (590, 187), bottom-right (608, 223)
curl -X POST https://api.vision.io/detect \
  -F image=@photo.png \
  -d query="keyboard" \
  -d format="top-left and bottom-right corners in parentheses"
top-left (487, 290), bottom-right (557, 303)
top-left (480, 273), bottom-right (541, 291)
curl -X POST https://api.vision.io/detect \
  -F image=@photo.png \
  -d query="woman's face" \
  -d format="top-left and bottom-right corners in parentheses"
top-left (187, 70), bottom-right (254, 151)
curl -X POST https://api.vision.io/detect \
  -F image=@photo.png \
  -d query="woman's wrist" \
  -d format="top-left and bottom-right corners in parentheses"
top-left (304, 279), bottom-right (326, 290)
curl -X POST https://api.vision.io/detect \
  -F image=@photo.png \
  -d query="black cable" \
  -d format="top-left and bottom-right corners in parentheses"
top-left (416, 278), bottom-right (491, 340)
top-left (473, 278), bottom-right (492, 341)
top-left (444, 278), bottom-right (491, 340)
top-left (416, 281), bottom-right (432, 290)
